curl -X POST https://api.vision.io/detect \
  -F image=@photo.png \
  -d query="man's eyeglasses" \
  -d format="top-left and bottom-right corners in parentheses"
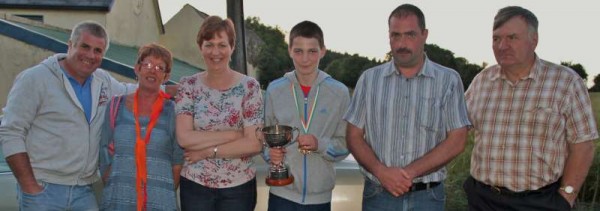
top-left (139, 62), bottom-right (167, 73)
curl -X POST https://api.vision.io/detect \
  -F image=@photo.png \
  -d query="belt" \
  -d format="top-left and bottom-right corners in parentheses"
top-left (410, 182), bottom-right (440, 192)
top-left (474, 178), bottom-right (558, 197)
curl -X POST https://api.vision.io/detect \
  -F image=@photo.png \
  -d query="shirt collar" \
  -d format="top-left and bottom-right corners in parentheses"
top-left (489, 54), bottom-right (541, 82)
top-left (384, 54), bottom-right (434, 78)
top-left (62, 67), bottom-right (93, 86)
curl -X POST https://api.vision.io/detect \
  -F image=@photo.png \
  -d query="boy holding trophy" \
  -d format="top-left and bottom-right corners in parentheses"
top-left (262, 21), bottom-right (350, 211)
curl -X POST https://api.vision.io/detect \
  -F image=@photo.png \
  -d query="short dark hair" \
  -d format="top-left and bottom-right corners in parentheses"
top-left (289, 21), bottom-right (325, 49)
top-left (70, 21), bottom-right (109, 50)
top-left (197, 16), bottom-right (236, 48)
top-left (388, 4), bottom-right (426, 30)
top-left (494, 6), bottom-right (538, 33)
top-left (136, 43), bottom-right (173, 73)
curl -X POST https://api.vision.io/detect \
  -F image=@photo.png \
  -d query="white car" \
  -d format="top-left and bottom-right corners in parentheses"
top-left (0, 154), bottom-right (18, 211)
top-left (0, 115), bottom-right (19, 210)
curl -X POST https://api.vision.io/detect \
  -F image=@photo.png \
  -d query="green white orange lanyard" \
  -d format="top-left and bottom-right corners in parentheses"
top-left (291, 83), bottom-right (319, 134)
top-left (291, 78), bottom-right (319, 203)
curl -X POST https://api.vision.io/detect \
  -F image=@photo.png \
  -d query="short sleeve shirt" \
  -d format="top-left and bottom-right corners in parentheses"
top-left (175, 74), bottom-right (263, 188)
top-left (344, 58), bottom-right (471, 183)
top-left (465, 57), bottom-right (598, 191)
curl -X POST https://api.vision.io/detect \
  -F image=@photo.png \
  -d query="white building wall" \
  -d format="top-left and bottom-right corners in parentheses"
top-left (0, 10), bottom-right (106, 30)
top-left (0, 35), bottom-right (54, 110)
top-left (160, 4), bottom-right (206, 69)
top-left (106, 0), bottom-right (161, 47)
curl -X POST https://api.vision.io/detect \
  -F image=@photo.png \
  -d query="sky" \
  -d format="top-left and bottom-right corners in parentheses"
top-left (158, 0), bottom-right (600, 86)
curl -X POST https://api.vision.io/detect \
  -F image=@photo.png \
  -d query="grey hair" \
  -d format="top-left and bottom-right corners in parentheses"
top-left (70, 21), bottom-right (110, 51)
top-left (494, 6), bottom-right (538, 35)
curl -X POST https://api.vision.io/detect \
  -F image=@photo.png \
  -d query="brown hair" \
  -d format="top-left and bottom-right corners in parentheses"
top-left (289, 21), bottom-right (325, 49)
top-left (388, 4), bottom-right (426, 31)
top-left (136, 43), bottom-right (173, 73)
top-left (196, 16), bottom-right (236, 48)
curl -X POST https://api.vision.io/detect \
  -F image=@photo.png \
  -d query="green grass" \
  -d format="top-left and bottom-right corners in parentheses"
top-left (445, 92), bottom-right (600, 210)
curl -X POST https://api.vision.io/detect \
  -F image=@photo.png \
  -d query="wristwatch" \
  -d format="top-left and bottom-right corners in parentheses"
top-left (560, 185), bottom-right (575, 194)
top-left (212, 146), bottom-right (218, 159)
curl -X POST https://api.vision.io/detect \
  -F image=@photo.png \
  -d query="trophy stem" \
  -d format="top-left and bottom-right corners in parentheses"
top-left (258, 124), bottom-right (298, 186)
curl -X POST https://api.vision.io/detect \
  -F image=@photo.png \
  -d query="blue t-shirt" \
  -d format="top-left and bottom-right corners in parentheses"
top-left (62, 69), bottom-right (93, 123)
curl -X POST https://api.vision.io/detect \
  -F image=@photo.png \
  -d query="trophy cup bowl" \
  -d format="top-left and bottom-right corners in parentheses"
top-left (256, 125), bottom-right (299, 186)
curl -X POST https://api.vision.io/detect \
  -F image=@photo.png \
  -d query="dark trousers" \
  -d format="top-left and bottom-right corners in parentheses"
top-left (463, 175), bottom-right (572, 211)
top-left (180, 176), bottom-right (257, 211)
top-left (267, 192), bottom-right (331, 211)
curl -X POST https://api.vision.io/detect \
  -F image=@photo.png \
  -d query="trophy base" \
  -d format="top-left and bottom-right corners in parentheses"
top-left (266, 175), bottom-right (294, 186)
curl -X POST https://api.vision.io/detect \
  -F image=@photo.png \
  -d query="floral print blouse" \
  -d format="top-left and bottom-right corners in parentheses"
top-left (175, 73), bottom-right (263, 188)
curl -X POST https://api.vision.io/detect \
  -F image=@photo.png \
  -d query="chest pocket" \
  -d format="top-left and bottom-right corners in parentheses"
top-left (417, 96), bottom-right (443, 132)
top-left (521, 107), bottom-right (562, 142)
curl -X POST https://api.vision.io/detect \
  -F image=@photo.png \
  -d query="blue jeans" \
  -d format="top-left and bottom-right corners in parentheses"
top-left (362, 179), bottom-right (445, 211)
top-left (179, 176), bottom-right (257, 211)
top-left (17, 182), bottom-right (98, 211)
top-left (268, 192), bottom-right (331, 211)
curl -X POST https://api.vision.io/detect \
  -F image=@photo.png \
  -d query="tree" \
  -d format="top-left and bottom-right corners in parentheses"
top-left (319, 50), bottom-right (346, 70)
top-left (425, 44), bottom-right (457, 69)
top-left (325, 54), bottom-right (381, 88)
top-left (425, 44), bottom-right (482, 89)
top-left (455, 57), bottom-right (483, 90)
top-left (589, 74), bottom-right (600, 92)
top-left (561, 61), bottom-right (588, 81)
top-left (245, 17), bottom-right (292, 89)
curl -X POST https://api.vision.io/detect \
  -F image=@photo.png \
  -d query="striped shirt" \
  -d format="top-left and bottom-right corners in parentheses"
top-left (465, 57), bottom-right (599, 192)
top-left (344, 58), bottom-right (471, 183)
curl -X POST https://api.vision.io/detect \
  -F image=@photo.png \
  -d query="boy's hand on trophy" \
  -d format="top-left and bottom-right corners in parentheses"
top-left (298, 134), bottom-right (318, 154)
top-left (269, 148), bottom-right (286, 165)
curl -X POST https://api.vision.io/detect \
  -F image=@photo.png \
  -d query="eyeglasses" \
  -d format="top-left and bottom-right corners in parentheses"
top-left (139, 62), bottom-right (167, 73)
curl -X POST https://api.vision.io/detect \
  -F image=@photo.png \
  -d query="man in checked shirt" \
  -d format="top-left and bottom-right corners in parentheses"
top-left (463, 6), bottom-right (598, 210)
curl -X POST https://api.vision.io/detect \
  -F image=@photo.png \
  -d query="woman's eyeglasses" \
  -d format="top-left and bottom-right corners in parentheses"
top-left (139, 62), bottom-right (167, 73)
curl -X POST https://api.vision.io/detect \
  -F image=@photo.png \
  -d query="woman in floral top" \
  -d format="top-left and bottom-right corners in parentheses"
top-left (175, 15), bottom-right (263, 211)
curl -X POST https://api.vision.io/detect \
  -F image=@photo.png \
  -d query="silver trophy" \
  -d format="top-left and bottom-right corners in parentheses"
top-left (256, 125), bottom-right (299, 186)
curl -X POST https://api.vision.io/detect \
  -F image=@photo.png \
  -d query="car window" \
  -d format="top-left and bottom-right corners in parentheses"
top-left (0, 151), bottom-right (9, 173)
top-left (0, 115), bottom-right (9, 173)
top-left (344, 154), bottom-right (356, 162)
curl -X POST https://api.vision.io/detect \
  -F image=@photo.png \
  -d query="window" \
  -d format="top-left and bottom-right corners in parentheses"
top-left (0, 151), bottom-right (9, 173)
top-left (14, 14), bottom-right (43, 23)
top-left (0, 115), bottom-right (8, 173)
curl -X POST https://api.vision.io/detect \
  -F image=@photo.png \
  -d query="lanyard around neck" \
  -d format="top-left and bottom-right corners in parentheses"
top-left (291, 83), bottom-right (319, 134)
top-left (133, 89), bottom-right (168, 211)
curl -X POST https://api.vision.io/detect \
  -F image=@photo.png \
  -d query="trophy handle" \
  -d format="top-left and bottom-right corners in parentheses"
top-left (255, 127), bottom-right (267, 148)
top-left (290, 127), bottom-right (300, 145)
